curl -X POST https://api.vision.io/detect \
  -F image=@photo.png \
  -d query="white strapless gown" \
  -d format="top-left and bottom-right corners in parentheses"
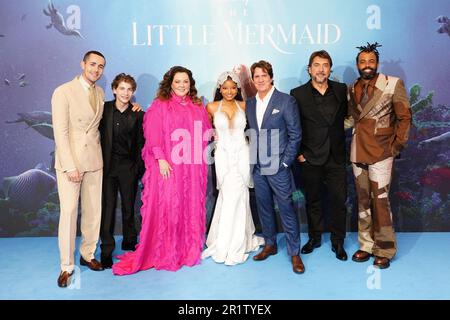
top-left (201, 101), bottom-right (264, 265)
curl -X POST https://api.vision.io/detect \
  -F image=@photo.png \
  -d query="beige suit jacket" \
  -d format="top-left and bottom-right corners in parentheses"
top-left (51, 76), bottom-right (104, 172)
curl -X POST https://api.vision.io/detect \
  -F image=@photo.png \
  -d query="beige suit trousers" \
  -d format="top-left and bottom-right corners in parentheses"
top-left (56, 169), bottom-right (103, 272)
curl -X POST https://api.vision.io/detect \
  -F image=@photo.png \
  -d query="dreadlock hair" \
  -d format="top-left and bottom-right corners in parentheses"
top-left (356, 42), bottom-right (382, 63)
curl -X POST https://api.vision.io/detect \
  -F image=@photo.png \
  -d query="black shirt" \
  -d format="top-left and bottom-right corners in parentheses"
top-left (311, 82), bottom-right (338, 124)
top-left (112, 103), bottom-right (133, 160)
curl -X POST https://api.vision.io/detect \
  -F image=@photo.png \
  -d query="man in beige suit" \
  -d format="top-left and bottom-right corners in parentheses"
top-left (52, 51), bottom-right (106, 287)
top-left (347, 43), bottom-right (412, 269)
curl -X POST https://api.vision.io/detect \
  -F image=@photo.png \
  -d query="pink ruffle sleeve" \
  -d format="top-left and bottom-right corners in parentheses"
top-left (142, 99), bottom-right (166, 160)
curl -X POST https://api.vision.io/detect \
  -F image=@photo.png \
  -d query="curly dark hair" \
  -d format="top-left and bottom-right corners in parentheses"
top-left (156, 66), bottom-right (202, 105)
top-left (111, 73), bottom-right (136, 92)
top-left (356, 42), bottom-right (382, 63)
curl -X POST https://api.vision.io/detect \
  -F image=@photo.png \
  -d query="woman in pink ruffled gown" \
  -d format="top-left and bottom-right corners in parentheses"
top-left (112, 66), bottom-right (212, 274)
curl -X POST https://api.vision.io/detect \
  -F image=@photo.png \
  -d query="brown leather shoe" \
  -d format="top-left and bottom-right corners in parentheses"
top-left (57, 270), bottom-right (74, 288)
top-left (291, 255), bottom-right (305, 274)
top-left (374, 256), bottom-right (390, 269)
top-left (253, 245), bottom-right (278, 261)
top-left (352, 250), bottom-right (372, 262)
top-left (80, 256), bottom-right (104, 271)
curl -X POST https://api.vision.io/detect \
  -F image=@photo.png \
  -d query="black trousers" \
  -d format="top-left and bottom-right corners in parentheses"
top-left (294, 155), bottom-right (347, 244)
top-left (100, 159), bottom-right (139, 259)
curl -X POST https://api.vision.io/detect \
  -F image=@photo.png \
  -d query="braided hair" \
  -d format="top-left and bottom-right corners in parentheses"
top-left (356, 42), bottom-right (382, 63)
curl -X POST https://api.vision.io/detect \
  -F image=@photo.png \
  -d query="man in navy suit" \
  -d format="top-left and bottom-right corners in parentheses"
top-left (245, 60), bottom-right (304, 274)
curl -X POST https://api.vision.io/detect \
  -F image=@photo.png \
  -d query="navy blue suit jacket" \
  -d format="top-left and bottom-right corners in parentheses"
top-left (246, 88), bottom-right (301, 174)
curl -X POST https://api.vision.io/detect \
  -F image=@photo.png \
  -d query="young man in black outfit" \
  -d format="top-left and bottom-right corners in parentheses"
top-left (99, 73), bottom-right (145, 268)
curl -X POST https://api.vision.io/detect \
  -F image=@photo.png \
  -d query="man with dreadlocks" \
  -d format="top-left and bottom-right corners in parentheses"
top-left (347, 42), bottom-right (412, 269)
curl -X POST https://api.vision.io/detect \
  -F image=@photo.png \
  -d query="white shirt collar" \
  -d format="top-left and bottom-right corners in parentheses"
top-left (78, 75), bottom-right (94, 93)
top-left (256, 86), bottom-right (276, 130)
top-left (256, 86), bottom-right (275, 104)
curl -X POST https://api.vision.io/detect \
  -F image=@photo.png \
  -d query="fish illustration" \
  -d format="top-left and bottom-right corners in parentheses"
top-left (43, 0), bottom-right (84, 39)
top-left (6, 111), bottom-right (54, 140)
top-left (2, 169), bottom-right (56, 211)
top-left (436, 16), bottom-right (450, 23)
top-left (34, 163), bottom-right (50, 172)
top-left (418, 131), bottom-right (450, 148)
top-left (19, 80), bottom-right (28, 87)
top-left (4, 79), bottom-right (10, 85)
top-left (17, 73), bottom-right (26, 81)
top-left (436, 15), bottom-right (450, 37)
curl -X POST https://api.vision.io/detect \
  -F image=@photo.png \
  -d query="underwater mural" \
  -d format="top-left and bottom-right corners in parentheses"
top-left (0, 0), bottom-right (448, 235)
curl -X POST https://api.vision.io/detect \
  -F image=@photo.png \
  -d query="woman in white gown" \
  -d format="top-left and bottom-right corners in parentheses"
top-left (202, 71), bottom-right (264, 265)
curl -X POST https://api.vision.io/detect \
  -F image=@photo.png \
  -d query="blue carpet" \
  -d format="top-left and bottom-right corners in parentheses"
top-left (0, 233), bottom-right (449, 300)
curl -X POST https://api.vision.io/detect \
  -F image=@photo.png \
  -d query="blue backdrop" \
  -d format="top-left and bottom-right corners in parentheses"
top-left (1, 0), bottom-right (449, 236)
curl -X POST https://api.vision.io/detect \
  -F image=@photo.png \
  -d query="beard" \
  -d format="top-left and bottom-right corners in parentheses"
top-left (312, 73), bottom-right (328, 84)
top-left (358, 67), bottom-right (378, 80)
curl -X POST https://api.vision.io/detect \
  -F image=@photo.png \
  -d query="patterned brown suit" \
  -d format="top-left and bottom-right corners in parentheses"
top-left (347, 73), bottom-right (412, 259)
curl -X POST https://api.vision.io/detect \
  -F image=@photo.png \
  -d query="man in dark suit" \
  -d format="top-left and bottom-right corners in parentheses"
top-left (99, 73), bottom-right (145, 268)
top-left (290, 50), bottom-right (348, 261)
top-left (246, 60), bottom-right (304, 274)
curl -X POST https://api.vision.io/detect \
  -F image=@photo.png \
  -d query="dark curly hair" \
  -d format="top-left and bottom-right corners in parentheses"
top-left (111, 73), bottom-right (136, 92)
top-left (156, 66), bottom-right (202, 105)
top-left (356, 42), bottom-right (382, 63)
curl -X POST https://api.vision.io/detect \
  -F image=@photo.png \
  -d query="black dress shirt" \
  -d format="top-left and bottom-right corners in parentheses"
top-left (112, 104), bottom-right (133, 160)
top-left (311, 83), bottom-right (338, 124)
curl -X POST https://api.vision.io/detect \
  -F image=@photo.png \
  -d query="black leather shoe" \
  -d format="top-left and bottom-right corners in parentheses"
top-left (101, 257), bottom-right (113, 269)
top-left (121, 241), bottom-right (137, 251)
top-left (301, 238), bottom-right (321, 254)
top-left (331, 243), bottom-right (348, 261)
top-left (80, 256), bottom-right (104, 271)
top-left (57, 270), bottom-right (74, 288)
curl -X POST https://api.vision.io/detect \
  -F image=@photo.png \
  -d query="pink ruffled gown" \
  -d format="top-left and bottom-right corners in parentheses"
top-left (112, 95), bottom-right (212, 274)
